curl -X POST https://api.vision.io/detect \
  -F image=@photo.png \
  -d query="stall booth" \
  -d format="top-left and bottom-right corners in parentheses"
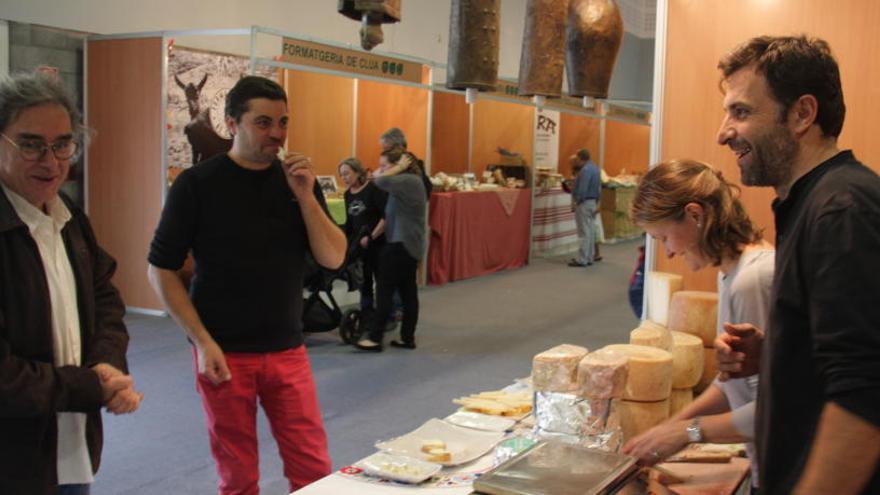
top-left (85, 26), bottom-right (651, 311)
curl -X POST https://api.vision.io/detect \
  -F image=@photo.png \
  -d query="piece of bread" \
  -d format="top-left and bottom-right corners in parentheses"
top-left (425, 448), bottom-right (452, 463)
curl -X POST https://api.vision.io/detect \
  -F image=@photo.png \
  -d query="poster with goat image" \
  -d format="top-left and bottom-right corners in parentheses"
top-left (166, 45), bottom-right (277, 184)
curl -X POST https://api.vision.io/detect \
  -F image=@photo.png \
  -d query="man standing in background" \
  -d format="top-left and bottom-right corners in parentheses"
top-left (568, 148), bottom-right (601, 267)
top-left (0, 72), bottom-right (141, 494)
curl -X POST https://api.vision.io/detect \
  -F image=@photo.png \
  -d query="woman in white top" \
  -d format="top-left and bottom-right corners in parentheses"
top-left (623, 159), bottom-right (773, 491)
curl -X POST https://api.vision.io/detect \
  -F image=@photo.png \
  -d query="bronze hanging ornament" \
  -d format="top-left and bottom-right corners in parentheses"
top-left (338, 0), bottom-right (402, 51)
top-left (446, 0), bottom-right (501, 93)
top-left (517, 0), bottom-right (568, 98)
top-left (565, 0), bottom-right (624, 99)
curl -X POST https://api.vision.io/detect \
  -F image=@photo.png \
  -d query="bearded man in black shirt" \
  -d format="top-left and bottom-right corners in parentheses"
top-left (714, 36), bottom-right (880, 494)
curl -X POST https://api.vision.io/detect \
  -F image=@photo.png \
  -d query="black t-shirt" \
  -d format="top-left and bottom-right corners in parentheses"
top-left (148, 153), bottom-right (329, 352)
top-left (343, 181), bottom-right (387, 241)
top-left (758, 150), bottom-right (880, 493)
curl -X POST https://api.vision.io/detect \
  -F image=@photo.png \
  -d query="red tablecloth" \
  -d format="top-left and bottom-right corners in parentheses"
top-left (428, 189), bottom-right (531, 285)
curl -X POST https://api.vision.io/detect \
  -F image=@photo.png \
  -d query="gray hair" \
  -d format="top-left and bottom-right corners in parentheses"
top-left (0, 72), bottom-right (88, 146)
top-left (380, 127), bottom-right (407, 149)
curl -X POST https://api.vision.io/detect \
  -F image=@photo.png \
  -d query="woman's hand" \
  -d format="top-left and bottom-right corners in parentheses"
top-left (622, 419), bottom-right (690, 466)
top-left (360, 236), bottom-right (370, 248)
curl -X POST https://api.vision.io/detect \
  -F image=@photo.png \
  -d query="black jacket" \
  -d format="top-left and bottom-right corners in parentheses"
top-left (0, 190), bottom-right (129, 494)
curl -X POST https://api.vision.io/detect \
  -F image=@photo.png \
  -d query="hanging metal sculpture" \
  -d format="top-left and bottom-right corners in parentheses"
top-left (517, 0), bottom-right (568, 97)
top-left (565, 0), bottom-right (624, 99)
top-left (338, 0), bottom-right (402, 51)
top-left (446, 0), bottom-right (501, 92)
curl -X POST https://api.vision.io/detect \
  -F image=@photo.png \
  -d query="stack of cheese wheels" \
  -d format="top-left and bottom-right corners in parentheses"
top-left (646, 271), bottom-right (684, 326)
top-left (667, 291), bottom-right (719, 393)
top-left (603, 344), bottom-right (673, 442)
top-left (669, 331), bottom-right (704, 415)
top-left (629, 320), bottom-right (673, 351)
top-left (532, 344), bottom-right (589, 392)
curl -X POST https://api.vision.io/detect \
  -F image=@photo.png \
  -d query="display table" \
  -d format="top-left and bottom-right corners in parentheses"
top-left (531, 187), bottom-right (579, 257)
top-left (428, 189), bottom-right (531, 285)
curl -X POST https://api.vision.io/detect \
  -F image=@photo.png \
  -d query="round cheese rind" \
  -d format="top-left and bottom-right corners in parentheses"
top-left (616, 398), bottom-right (670, 442)
top-left (695, 346), bottom-right (719, 393)
top-left (577, 348), bottom-right (629, 400)
top-left (646, 271), bottom-right (684, 326)
top-left (667, 291), bottom-right (719, 347)
top-left (670, 331), bottom-right (705, 388)
top-left (670, 387), bottom-right (693, 416)
top-left (603, 344), bottom-right (673, 401)
top-left (629, 320), bottom-right (673, 351)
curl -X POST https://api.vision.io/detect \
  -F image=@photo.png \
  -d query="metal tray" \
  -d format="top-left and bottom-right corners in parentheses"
top-left (473, 439), bottom-right (638, 495)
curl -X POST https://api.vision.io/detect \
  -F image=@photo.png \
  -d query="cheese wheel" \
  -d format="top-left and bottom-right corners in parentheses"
top-left (616, 398), bottom-right (670, 442)
top-left (667, 291), bottom-right (719, 347)
top-left (577, 348), bottom-right (628, 399)
top-left (532, 344), bottom-right (589, 392)
top-left (670, 388), bottom-right (693, 416)
top-left (695, 347), bottom-right (719, 393)
top-left (670, 331), bottom-right (704, 388)
top-left (603, 344), bottom-right (673, 401)
top-left (646, 271), bottom-right (683, 326)
top-left (629, 320), bottom-right (673, 351)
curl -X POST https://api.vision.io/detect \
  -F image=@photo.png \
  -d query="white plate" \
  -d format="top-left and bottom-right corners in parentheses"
top-left (356, 452), bottom-right (441, 484)
top-left (376, 418), bottom-right (506, 466)
top-left (444, 410), bottom-right (516, 432)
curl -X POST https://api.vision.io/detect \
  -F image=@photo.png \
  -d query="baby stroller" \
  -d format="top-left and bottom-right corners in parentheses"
top-left (300, 238), bottom-right (364, 342)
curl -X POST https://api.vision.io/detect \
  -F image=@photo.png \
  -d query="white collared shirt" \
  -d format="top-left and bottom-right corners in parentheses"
top-left (1, 185), bottom-right (94, 484)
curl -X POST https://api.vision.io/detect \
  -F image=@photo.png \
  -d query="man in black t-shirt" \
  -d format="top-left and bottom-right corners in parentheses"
top-left (147, 76), bottom-right (346, 493)
top-left (714, 36), bottom-right (880, 494)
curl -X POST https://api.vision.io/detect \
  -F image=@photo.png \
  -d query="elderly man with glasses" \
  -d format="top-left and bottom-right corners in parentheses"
top-left (0, 72), bottom-right (142, 495)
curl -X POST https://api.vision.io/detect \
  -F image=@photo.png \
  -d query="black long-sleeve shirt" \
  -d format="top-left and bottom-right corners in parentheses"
top-left (757, 150), bottom-right (880, 493)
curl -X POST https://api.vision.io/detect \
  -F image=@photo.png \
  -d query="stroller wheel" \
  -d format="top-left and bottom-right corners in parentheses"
top-left (339, 308), bottom-right (363, 344)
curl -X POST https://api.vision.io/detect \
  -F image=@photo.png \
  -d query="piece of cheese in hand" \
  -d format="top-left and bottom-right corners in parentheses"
top-left (667, 291), bottom-right (719, 347)
top-left (616, 398), bottom-right (670, 442)
top-left (603, 344), bottom-right (673, 401)
top-left (695, 347), bottom-right (719, 393)
top-left (646, 271), bottom-right (684, 326)
top-left (670, 331), bottom-right (704, 388)
top-left (532, 344), bottom-right (589, 392)
top-left (630, 320), bottom-right (673, 351)
top-left (577, 348), bottom-right (629, 400)
top-left (421, 439), bottom-right (446, 453)
top-left (670, 388), bottom-right (693, 416)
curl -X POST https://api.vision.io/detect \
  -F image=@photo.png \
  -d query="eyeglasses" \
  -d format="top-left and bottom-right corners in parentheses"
top-left (0, 133), bottom-right (79, 161)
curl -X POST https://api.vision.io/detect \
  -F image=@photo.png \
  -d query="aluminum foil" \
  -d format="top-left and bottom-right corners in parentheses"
top-left (532, 391), bottom-right (622, 452)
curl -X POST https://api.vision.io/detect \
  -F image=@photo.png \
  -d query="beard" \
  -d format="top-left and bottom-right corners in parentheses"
top-left (738, 124), bottom-right (798, 187)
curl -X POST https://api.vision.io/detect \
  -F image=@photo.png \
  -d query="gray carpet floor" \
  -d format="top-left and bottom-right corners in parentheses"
top-left (94, 239), bottom-right (643, 494)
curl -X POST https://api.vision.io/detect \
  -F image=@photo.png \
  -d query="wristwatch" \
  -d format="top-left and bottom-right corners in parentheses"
top-left (686, 417), bottom-right (704, 443)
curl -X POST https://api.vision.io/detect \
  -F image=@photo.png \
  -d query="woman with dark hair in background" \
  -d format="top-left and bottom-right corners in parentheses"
top-left (338, 157), bottom-right (387, 316)
top-left (624, 159), bottom-right (774, 493)
top-left (355, 147), bottom-right (427, 352)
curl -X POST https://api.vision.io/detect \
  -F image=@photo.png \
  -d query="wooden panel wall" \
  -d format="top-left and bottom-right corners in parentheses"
top-left (658, 0), bottom-right (880, 291)
top-left (559, 112), bottom-right (601, 177)
top-left (355, 79), bottom-right (429, 170)
top-left (431, 91), bottom-right (469, 174)
top-left (87, 38), bottom-right (163, 310)
top-left (604, 120), bottom-right (650, 177)
top-left (283, 69), bottom-right (354, 177)
top-left (471, 98), bottom-right (534, 174)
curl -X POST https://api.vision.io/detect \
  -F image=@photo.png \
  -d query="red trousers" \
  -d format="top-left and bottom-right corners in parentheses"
top-left (194, 346), bottom-right (331, 494)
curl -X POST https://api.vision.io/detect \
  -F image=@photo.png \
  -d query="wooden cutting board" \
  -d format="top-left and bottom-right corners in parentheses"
top-left (652, 457), bottom-right (750, 495)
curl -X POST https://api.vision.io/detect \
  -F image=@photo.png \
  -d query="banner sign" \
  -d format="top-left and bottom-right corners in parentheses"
top-left (281, 37), bottom-right (423, 84)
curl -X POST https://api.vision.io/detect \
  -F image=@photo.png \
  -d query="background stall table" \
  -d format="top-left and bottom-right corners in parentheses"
top-left (428, 189), bottom-right (531, 285)
top-left (531, 187), bottom-right (579, 257)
